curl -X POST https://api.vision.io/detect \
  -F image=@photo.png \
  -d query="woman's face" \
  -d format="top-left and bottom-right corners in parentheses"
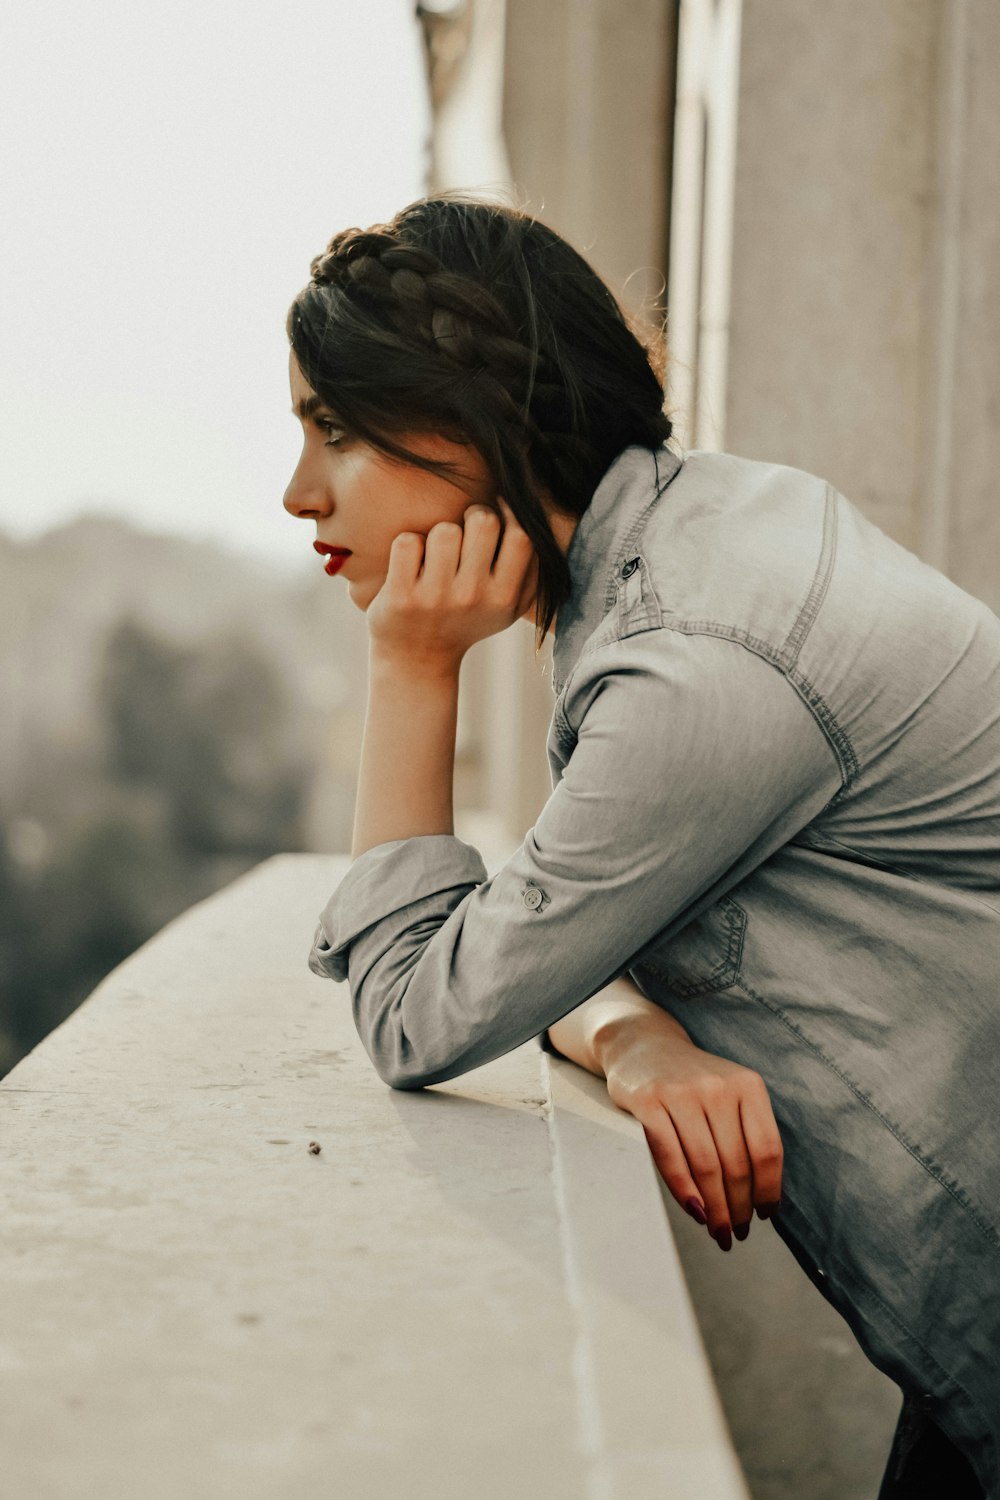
top-left (284, 350), bottom-right (513, 616)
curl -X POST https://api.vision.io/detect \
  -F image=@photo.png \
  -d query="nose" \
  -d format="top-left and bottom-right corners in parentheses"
top-left (283, 452), bottom-right (331, 521)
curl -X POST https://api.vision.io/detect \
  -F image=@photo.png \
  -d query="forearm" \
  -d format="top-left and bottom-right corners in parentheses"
top-left (351, 647), bottom-right (462, 861)
top-left (546, 974), bottom-right (693, 1077)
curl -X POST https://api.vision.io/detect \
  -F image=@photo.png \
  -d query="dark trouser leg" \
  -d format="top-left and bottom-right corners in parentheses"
top-left (877, 1392), bottom-right (984, 1499)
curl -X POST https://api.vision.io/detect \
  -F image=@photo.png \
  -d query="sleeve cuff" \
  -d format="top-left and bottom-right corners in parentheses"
top-left (307, 834), bottom-right (489, 983)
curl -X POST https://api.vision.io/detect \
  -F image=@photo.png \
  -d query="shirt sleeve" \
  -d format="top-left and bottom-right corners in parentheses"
top-left (307, 629), bottom-right (844, 1089)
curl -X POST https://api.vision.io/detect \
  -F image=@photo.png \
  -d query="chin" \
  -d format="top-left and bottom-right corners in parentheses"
top-left (347, 579), bottom-right (375, 611)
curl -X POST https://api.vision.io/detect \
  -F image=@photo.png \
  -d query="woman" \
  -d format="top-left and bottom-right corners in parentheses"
top-left (285, 191), bottom-right (1000, 1497)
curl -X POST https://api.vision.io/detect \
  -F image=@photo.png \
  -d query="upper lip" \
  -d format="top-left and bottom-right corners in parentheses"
top-left (313, 540), bottom-right (352, 556)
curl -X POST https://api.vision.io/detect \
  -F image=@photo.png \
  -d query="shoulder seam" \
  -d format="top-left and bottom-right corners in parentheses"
top-left (555, 622), bottom-right (859, 792)
top-left (779, 483), bottom-right (839, 668)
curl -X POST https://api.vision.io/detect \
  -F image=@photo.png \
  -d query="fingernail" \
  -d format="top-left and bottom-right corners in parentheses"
top-left (757, 1200), bottom-right (782, 1220)
top-left (684, 1196), bottom-right (708, 1225)
top-left (715, 1227), bottom-right (733, 1252)
top-left (733, 1222), bottom-right (750, 1242)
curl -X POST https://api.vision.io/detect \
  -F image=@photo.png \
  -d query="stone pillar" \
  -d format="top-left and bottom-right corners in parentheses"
top-left (496, 0), bottom-right (680, 838)
top-left (723, 0), bottom-right (1000, 611)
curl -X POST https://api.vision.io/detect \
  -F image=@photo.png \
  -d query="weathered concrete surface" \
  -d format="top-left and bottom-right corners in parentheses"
top-left (1, 852), bottom-right (746, 1499)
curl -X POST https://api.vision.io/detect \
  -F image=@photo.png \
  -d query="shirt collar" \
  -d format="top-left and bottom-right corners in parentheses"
top-left (551, 442), bottom-right (684, 696)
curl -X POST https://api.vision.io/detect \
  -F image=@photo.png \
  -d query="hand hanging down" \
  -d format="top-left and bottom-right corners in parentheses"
top-left (598, 1006), bottom-right (784, 1251)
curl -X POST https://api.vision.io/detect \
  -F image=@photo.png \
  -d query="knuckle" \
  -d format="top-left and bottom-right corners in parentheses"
top-left (629, 1085), bottom-right (664, 1115)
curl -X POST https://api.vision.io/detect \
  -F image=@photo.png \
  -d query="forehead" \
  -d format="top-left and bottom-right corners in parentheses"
top-left (288, 348), bottom-right (315, 398)
top-left (288, 351), bottom-right (341, 423)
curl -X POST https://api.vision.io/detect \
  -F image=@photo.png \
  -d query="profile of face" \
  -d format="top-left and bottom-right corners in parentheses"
top-left (285, 351), bottom-right (516, 615)
top-left (284, 350), bottom-right (574, 628)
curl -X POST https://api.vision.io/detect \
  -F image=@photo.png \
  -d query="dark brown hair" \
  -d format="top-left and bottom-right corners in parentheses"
top-left (286, 189), bottom-right (674, 653)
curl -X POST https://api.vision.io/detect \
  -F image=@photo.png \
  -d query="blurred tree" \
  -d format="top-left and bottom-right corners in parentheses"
top-left (0, 817), bottom-right (27, 1074)
top-left (99, 614), bottom-right (308, 855)
top-left (0, 612), bottom-right (311, 1079)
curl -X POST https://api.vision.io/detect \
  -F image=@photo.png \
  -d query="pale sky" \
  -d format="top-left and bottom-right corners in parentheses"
top-left (0, 0), bottom-right (430, 572)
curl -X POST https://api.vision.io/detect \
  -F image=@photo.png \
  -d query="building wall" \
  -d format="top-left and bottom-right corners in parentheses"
top-left (940, 0), bottom-right (1000, 611)
top-left (497, 0), bottom-right (679, 837)
top-left (726, 0), bottom-right (1000, 614)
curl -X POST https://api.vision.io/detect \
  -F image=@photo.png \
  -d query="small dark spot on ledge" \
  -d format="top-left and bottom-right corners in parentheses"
top-left (308, 1140), bottom-right (322, 1154)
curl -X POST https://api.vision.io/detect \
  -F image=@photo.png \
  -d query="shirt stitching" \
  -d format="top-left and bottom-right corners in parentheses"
top-left (795, 829), bottom-right (1000, 919)
top-left (778, 483), bottom-right (839, 668)
top-left (736, 976), bottom-right (1000, 1256)
top-left (599, 447), bottom-right (684, 615)
top-left (553, 624), bottom-right (860, 792)
top-left (639, 898), bottom-right (746, 996)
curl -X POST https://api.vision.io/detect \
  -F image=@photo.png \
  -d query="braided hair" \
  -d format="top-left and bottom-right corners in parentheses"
top-left (286, 189), bottom-right (674, 654)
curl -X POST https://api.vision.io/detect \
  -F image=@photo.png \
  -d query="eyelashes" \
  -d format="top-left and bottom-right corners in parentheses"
top-left (316, 417), bottom-right (346, 447)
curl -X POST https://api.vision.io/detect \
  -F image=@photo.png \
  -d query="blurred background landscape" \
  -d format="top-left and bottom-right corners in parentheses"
top-left (0, 514), bottom-right (366, 1075)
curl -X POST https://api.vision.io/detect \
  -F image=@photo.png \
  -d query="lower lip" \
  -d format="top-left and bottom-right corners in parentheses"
top-left (323, 554), bottom-right (350, 575)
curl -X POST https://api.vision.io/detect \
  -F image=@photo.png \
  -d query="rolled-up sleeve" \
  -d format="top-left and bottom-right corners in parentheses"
top-left (308, 629), bottom-right (843, 1089)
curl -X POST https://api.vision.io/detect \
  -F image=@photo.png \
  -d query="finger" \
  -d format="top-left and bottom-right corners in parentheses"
top-left (454, 504), bottom-right (502, 583)
top-left (418, 519), bottom-right (464, 590)
top-left (738, 1078), bottom-right (784, 1217)
top-left (386, 530), bottom-right (425, 587)
top-left (490, 495), bottom-right (536, 591)
top-left (703, 1099), bottom-right (756, 1237)
top-left (635, 1104), bottom-right (709, 1226)
top-left (668, 1105), bottom-right (732, 1249)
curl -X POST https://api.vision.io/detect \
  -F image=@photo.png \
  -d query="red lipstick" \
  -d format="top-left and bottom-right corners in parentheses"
top-left (313, 540), bottom-right (352, 576)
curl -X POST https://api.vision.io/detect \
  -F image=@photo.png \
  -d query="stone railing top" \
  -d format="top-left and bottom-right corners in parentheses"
top-left (1, 851), bottom-right (748, 1499)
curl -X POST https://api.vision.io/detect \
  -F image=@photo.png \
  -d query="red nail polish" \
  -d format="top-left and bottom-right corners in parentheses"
top-left (733, 1222), bottom-right (750, 1242)
top-left (716, 1227), bottom-right (733, 1252)
top-left (757, 1200), bottom-right (782, 1220)
top-left (685, 1196), bottom-right (708, 1225)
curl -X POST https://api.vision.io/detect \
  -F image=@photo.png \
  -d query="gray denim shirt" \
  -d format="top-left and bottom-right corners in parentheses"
top-left (308, 443), bottom-right (1000, 1490)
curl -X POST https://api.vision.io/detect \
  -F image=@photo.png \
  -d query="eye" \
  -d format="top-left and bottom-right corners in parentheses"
top-left (316, 417), bottom-right (347, 447)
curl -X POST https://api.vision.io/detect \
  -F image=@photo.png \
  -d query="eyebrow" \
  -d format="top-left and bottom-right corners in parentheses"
top-left (291, 395), bottom-right (337, 421)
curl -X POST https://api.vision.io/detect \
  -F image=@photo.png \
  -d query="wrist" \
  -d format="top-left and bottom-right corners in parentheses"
top-left (369, 644), bottom-right (464, 685)
top-left (592, 998), bottom-right (694, 1077)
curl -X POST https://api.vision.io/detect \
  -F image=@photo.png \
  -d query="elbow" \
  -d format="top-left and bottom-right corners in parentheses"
top-left (366, 1023), bottom-right (435, 1092)
top-left (375, 1051), bottom-right (437, 1091)
top-left (370, 1036), bottom-right (457, 1092)
top-left (356, 972), bottom-right (464, 1091)
top-left (382, 1070), bottom-right (428, 1092)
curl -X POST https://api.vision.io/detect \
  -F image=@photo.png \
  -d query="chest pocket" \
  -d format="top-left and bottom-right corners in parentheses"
top-left (636, 896), bottom-right (747, 997)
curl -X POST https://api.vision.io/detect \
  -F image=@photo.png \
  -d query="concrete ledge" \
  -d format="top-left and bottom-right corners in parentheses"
top-left (0, 852), bottom-right (747, 1499)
